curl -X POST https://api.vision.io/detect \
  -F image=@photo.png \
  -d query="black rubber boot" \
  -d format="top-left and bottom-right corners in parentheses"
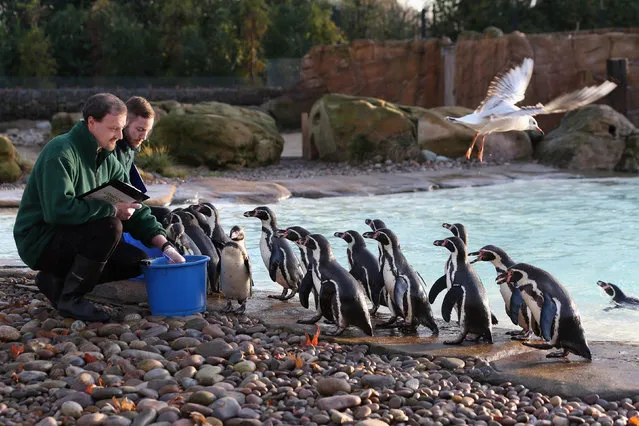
top-left (35, 272), bottom-right (64, 308)
top-left (57, 255), bottom-right (110, 323)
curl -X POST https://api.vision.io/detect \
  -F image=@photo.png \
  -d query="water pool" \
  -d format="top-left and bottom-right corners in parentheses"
top-left (2, 177), bottom-right (639, 342)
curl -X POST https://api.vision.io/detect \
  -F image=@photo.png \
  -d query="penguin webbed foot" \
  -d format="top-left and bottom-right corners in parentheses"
top-left (297, 312), bottom-right (322, 324)
top-left (221, 300), bottom-right (233, 313)
top-left (233, 300), bottom-right (247, 315)
top-left (376, 316), bottom-right (399, 328)
top-left (546, 349), bottom-right (569, 359)
top-left (269, 288), bottom-right (291, 300)
top-left (510, 330), bottom-right (532, 341)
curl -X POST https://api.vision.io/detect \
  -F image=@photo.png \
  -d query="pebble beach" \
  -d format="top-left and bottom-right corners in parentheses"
top-left (0, 274), bottom-right (638, 426)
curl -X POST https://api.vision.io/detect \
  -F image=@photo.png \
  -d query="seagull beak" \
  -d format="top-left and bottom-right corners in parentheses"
top-left (535, 126), bottom-right (544, 135)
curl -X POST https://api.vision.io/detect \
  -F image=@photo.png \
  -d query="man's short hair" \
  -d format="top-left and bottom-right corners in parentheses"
top-left (126, 96), bottom-right (155, 119)
top-left (82, 93), bottom-right (126, 122)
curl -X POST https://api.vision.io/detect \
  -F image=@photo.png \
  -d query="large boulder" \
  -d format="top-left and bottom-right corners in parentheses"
top-left (260, 85), bottom-right (325, 130)
top-left (414, 106), bottom-right (533, 161)
top-left (149, 101), bottom-right (283, 169)
top-left (308, 94), bottom-right (421, 163)
top-left (615, 133), bottom-right (639, 173)
top-left (0, 136), bottom-right (23, 183)
top-left (535, 105), bottom-right (636, 170)
top-left (51, 112), bottom-right (82, 137)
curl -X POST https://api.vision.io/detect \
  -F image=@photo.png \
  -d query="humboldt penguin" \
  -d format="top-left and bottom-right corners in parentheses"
top-left (334, 230), bottom-right (384, 315)
top-left (363, 228), bottom-right (438, 335)
top-left (469, 245), bottom-right (539, 339)
top-left (301, 233), bottom-right (373, 336)
top-left (165, 220), bottom-right (201, 256)
top-left (433, 236), bottom-right (493, 345)
top-left (169, 210), bottom-right (219, 293)
top-left (243, 206), bottom-right (303, 301)
top-left (442, 222), bottom-right (468, 245)
top-left (364, 218), bottom-right (389, 307)
top-left (276, 226), bottom-right (322, 323)
top-left (429, 222), bottom-right (469, 305)
top-left (506, 263), bottom-right (592, 360)
top-left (597, 280), bottom-right (639, 309)
top-left (194, 202), bottom-right (230, 249)
top-left (219, 225), bottom-right (253, 314)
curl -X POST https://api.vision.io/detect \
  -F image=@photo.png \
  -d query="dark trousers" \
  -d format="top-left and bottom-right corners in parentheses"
top-left (36, 217), bottom-right (148, 283)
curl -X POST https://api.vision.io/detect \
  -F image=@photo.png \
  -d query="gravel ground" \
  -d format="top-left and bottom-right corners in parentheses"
top-left (0, 275), bottom-right (637, 426)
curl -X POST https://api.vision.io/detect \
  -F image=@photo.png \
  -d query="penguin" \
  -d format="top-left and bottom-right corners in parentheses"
top-left (433, 236), bottom-right (493, 345)
top-left (243, 206), bottom-right (303, 301)
top-left (334, 230), bottom-right (384, 315)
top-left (219, 225), bottom-right (253, 314)
top-left (275, 226), bottom-right (323, 323)
top-left (597, 280), bottom-right (639, 309)
top-left (442, 222), bottom-right (468, 246)
top-left (364, 218), bottom-right (389, 308)
top-left (170, 210), bottom-right (220, 294)
top-left (364, 218), bottom-right (387, 232)
top-left (165, 220), bottom-right (201, 256)
top-left (363, 228), bottom-right (438, 335)
top-left (469, 245), bottom-right (539, 339)
top-left (505, 263), bottom-right (592, 360)
top-left (194, 202), bottom-right (230, 249)
top-left (301, 233), bottom-right (373, 336)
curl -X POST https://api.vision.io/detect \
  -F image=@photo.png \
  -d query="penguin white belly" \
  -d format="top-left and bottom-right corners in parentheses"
top-left (381, 262), bottom-right (395, 294)
top-left (259, 237), bottom-right (271, 268)
top-left (519, 291), bottom-right (542, 325)
top-left (220, 248), bottom-right (251, 300)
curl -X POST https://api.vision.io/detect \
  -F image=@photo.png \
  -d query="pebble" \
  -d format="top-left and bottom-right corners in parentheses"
top-left (317, 377), bottom-right (351, 396)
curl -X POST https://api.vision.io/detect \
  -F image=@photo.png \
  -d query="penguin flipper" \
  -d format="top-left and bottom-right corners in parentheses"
top-left (298, 271), bottom-right (315, 309)
top-left (491, 313), bottom-right (499, 325)
top-left (393, 276), bottom-right (409, 317)
top-left (441, 285), bottom-right (464, 323)
top-left (268, 248), bottom-right (284, 282)
top-left (509, 289), bottom-right (524, 325)
top-left (319, 280), bottom-right (337, 322)
top-left (540, 296), bottom-right (557, 342)
top-left (429, 275), bottom-right (448, 304)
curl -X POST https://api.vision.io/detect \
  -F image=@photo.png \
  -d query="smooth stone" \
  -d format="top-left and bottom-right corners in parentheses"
top-left (18, 370), bottom-right (48, 382)
top-left (185, 317), bottom-right (209, 330)
top-left (405, 378), bottom-right (420, 390)
top-left (171, 337), bottom-right (201, 350)
top-left (210, 396), bottom-right (241, 420)
top-left (144, 369), bottom-right (171, 381)
top-left (156, 410), bottom-right (180, 423)
top-left (61, 400), bottom-right (84, 418)
top-left (330, 409), bottom-right (354, 424)
top-left (202, 324), bottom-right (225, 338)
top-left (98, 324), bottom-right (130, 336)
top-left (131, 408), bottom-right (157, 426)
top-left (195, 365), bottom-right (224, 385)
top-left (91, 387), bottom-right (124, 400)
top-left (180, 403), bottom-right (213, 416)
top-left (237, 407), bottom-right (260, 419)
top-left (439, 357), bottom-right (465, 369)
top-left (139, 326), bottom-right (168, 340)
top-left (354, 406), bottom-right (373, 420)
top-left (136, 399), bottom-right (168, 412)
top-left (317, 377), bottom-right (351, 396)
top-left (104, 415), bottom-right (132, 426)
top-left (196, 339), bottom-right (233, 359)
top-left (77, 413), bottom-right (108, 426)
top-left (175, 366), bottom-right (197, 380)
top-left (137, 359), bottom-right (164, 372)
top-left (550, 396), bottom-right (563, 407)
top-left (35, 418), bottom-right (58, 426)
top-left (120, 349), bottom-right (165, 361)
top-left (0, 325), bottom-right (20, 341)
top-left (225, 419), bottom-right (261, 426)
top-left (233, 360), bottom-right (256, 373)
top-left (312, 413), bottom-right (331, 425)
top-left (188, 390), bottom-right (216, 406)
top-left (361, 375), bottom-right (396, 388)
top-left (317, 395), bottom-right (362, 411)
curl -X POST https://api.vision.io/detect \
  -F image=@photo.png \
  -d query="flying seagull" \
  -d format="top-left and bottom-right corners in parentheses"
top-left (446, 58), bottom-right (617, 162)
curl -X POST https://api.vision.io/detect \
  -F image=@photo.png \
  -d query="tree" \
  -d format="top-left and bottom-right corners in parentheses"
top-left (14, 0), bottom-right (57, 77)
top-left (44, 4), bottom-right (92, 77)
top-left (239, 0), bottom-right (270, 83)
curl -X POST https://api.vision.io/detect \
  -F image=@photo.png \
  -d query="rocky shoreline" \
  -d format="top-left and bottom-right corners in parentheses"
top-left (0, 275), bottom-right (638, 426)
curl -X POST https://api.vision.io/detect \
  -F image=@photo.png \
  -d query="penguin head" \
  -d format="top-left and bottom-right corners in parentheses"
top-left (334, 230), bottom-right (364, 247)
top-left (168, 211), bottom-right (183, 226)
top-left (364, 218), bottom-right (387, 231)
top-left (468, 244), bottom-right (501, 263)
top-left (277, 226), bottom-right (309, 246)
top-left (243, 206), bottom-right (277, 226)
top-left (174, 210), bottom-right (199, 227)
top-left (442, 222), bottom-right (468, 245)
top-left (362, 228), bottom-right (397, 247)
top-left (433, 236), bottom-right (466, 255)
top-left (195, 202), bottom-right (220, 222)
top-left (505, 268), bottom-right (526, 287)
top-left (302, 233), bottom-right (334, 260)
top-left (229, 225), bottom-right (245, 242)
top-left (597, 280), bottom-right (616, 298)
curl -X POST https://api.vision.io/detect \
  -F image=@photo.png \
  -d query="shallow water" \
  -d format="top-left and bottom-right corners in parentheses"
top-left (2, 177), bottom-right (639, 342)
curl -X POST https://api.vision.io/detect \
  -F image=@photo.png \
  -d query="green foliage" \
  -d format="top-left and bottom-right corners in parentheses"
top-left (338, 0), bottom-right (420, 41)
top-left (17, 26), bottom-right (57, 77)
top-left (44, 5), bottom-right (92, 76)
top-left (135, 145), bottom-right (182, 177)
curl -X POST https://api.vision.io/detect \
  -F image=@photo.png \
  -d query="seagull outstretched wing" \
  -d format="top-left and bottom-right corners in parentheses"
top-left (475, 58), bottom-right (534, 114)
top-left (498, 80), bottom-right (617, 118)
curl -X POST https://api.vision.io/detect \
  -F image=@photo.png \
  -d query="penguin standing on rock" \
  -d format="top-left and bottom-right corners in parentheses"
top-left (301, 233), bottom-right (373, 336)
top-left (334, 230), bottom-right (384, 315)
top-left (597, 280), bottom-right (639, 309)
top-left (243, 206), bottom-right (302, 301)
top-left (505, 263), bottom-right (592, 360)
top-left (219, 226), bottom-right (253, 314)
top-left (469, 245), bottom-right (539, 339)
top-left (433, 237), bottom-right (493, 345)
top-left (276, 226), bottom-right (323, 323)
top-left (363, 228), bottom-right (438, 335)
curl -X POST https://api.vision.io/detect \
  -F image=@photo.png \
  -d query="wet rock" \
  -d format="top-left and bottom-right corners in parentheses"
top-left (317, 377), bottom-right (351, 396)
top-left (439, 357), bottom-right (465, 370)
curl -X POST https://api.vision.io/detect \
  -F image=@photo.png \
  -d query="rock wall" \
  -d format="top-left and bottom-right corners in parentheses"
top-left (298, 29), bottom-right (639, 131)
top-left (0, 87), bottom-right (284, 121)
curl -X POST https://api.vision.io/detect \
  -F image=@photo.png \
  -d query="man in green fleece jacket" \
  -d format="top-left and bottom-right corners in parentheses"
top-left (13, 93), bottom-right (185, 322)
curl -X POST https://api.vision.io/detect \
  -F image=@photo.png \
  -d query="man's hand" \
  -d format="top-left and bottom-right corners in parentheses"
top-left (164, 245), bottom-right (186, 264)
top-left (115, 202), bottom-right (141, 220)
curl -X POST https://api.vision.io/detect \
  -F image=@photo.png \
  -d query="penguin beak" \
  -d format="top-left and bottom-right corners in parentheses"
top-left (364, 219), bottom-right (372, 225)
top-left (243, 210), bottom-right (255, 217)
top-left (275, 229), bottom-right (287, 238)
top-left (496, 272), bottom-right (508, 284)
top-left (442, 223), bottom-right (451, 230)
top-left (362, 231), bottom-right (372, 239)
top-left (536, 126), bottom-right (544, 135)
top-left (433, 239), bottom-right (444, 246)
top-left (468, 250), bottom-right (481, 263)
top-left (334, 232), bottom-right (344, 239)
top-left (596, 280), bottom-right (607, 288)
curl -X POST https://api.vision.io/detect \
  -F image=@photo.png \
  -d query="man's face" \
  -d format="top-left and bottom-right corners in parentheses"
top-left (87, 112), bottom-right (126, 151)
top-left (124, 115), bottom-right (154, 149)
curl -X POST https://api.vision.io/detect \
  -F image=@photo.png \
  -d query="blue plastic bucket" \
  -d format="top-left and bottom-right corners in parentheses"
top-left (141, 255), bottom-right (210, 316)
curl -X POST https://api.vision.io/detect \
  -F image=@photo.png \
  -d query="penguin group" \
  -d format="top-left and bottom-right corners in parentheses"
top-left (162, 203), bottom-right (595, 361)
